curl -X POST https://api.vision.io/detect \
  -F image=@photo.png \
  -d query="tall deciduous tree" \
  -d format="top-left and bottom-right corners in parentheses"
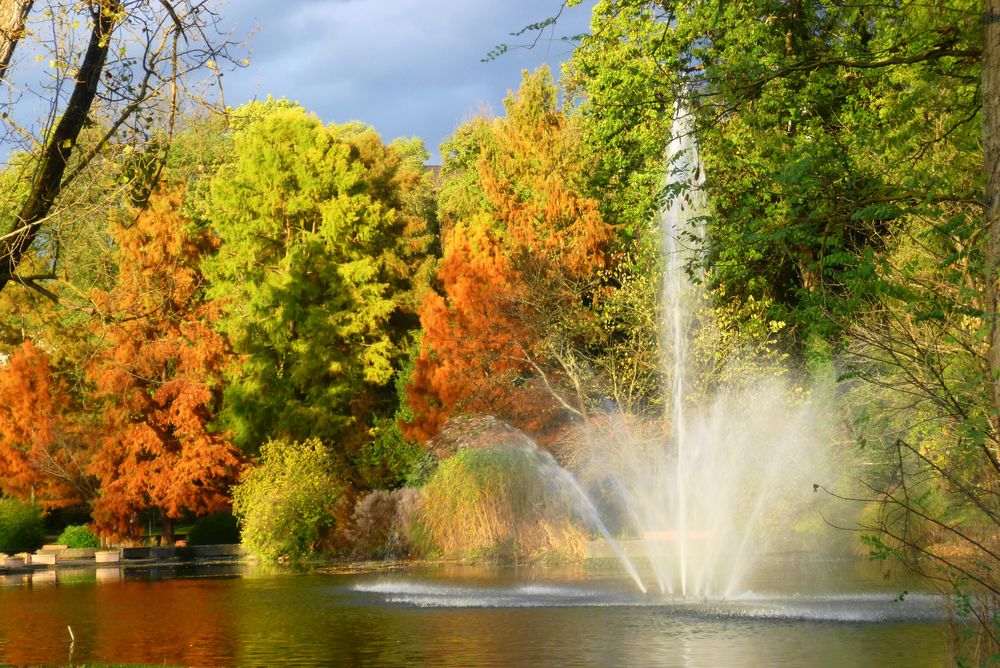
top-left (569, 1), bottom-right (981, 335)
top-left (985, 0), bottom-right (1000, 427)
top-left (559, 0), bottom-right (1000, 653)
top-left (88, 188), bottom-right (240, 543)
top-left (1, 0), bottom-right (239, 298)
top-left (406, 68), bottom-right (613, 444)
top-left (0, 0), bottom-right (33, 82)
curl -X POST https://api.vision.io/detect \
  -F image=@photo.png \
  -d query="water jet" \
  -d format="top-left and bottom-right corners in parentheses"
top-left (572, 103), bottom-right (834, 598)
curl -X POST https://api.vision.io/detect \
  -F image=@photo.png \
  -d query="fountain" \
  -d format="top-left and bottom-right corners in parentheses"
top-left (407, 104), bottom-right (842, 601)
top-left (570, 103), bottom-right (834, 598)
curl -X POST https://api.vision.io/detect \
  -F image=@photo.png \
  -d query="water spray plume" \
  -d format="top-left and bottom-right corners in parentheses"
top-left (572, 101), bottom-right (833, 597)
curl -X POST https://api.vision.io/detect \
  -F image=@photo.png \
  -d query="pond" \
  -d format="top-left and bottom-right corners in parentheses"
top-left (0, 559), bottom-right (947, 666)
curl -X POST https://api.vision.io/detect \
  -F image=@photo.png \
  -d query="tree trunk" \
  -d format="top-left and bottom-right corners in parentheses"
top-left (160, 514), bottom-right (174, 547)
top-left (986, 0), bottom-right (1000, 422)
top-left (0, 2), bottom-right (119, 293)
top-left (0, 0), bottom-right (33, 83)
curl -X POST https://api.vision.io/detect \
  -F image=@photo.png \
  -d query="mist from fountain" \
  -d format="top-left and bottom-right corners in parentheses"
top-left (533, 447), bottom-right (648, 594)
top-left (570, 103), bottom-right (834, 598)
top-left (432, 105), bottom-right (837, 599)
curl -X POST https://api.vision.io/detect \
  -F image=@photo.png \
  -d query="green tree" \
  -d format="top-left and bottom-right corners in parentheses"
top-left (561, 0), bottom-right (998, 657)
top-left (202, 107), bottom-right (434, 477)
top-left (566, 1), bottom-right (983, 342)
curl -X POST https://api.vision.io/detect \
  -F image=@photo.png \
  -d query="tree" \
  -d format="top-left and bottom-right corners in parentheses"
top-left (559, 0), bottom-right (999, 656)
top-left (566, 1), bottom-right (984, 341)
top-left (0, 0), bottom-right (33, 82)
top-left (0, 0), bottom-right (240, 297)
top-left (201, 106), bottom-right (434, 477)
top-left (87, 187), bottom-right (240, 544)
top-left (406, 67), bottom-right (613, 444)
top-left (986, 0), bottom-right (1000, 430)
top-left (0, 340), bottom-right (96, 507)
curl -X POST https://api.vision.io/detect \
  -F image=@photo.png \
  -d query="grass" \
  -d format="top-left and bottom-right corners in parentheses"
top-left (414, 445), bottom-right (587, 562)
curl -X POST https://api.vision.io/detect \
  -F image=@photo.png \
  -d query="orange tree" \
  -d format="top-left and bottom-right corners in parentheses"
top-left (406, 67), bottom-right (613, 445)
top-left (87, 187), bottom-right (240, 543)
top-left (0, 341), bottom-right (96, 508)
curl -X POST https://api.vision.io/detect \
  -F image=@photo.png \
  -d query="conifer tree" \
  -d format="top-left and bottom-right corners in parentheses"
top-left (406, 68), bottom-right (613, 444)
top-left (88, 188), bottom-right (240, 543)
top-left (0, 341), bottom-right (95, 508)
top-left (202, 107), bottom-right (434, 480)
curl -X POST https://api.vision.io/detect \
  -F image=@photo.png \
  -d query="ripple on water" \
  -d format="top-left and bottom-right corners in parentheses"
top-left (348, 579), bottom-right (947, 622)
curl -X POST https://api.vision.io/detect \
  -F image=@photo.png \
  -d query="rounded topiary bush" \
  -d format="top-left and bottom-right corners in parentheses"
top-left (0, 498), bottom-right (45, 553)
top-left (187, 512), bottom-right (240, 546)
top-left (57, 524), bottom-right (100, 548)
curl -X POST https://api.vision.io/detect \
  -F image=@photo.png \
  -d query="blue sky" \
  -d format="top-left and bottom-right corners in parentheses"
top-left (221, 0), bottom-right (597, 163)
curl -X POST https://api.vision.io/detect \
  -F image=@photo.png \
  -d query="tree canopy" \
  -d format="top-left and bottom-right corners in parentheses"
top-left (406, 67), bottom-right (613, 444)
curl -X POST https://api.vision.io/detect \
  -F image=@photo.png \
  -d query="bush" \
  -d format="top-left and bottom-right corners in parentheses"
top-left (187, 512), bottom-right (240, 546)
top-left (0, 498), bottom-right (45, 553)
top-left (232, 438), bottom-right (342, 561)
top-left (348, 488), bottom-right (420, 558)
top-left (57, 524), bottom-right (100, 548)
top-left (359, 420), bottom-right (426, 490)
top-left (415, 444), bottom-right (586, 561)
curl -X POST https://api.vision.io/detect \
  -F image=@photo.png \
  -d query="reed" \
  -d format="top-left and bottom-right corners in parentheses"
top-left (415, 446), bottom-right (586, 561)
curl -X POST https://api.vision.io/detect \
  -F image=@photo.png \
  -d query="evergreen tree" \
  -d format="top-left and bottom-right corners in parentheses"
top-left (202, 107), bottom-right (434, 483)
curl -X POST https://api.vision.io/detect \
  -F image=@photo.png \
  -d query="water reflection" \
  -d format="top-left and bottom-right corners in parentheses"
top-left (0, 561), bottom-right (948, 666)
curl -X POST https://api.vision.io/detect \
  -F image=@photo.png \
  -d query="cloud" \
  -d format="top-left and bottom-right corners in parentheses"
top-left (219, 0), bottom-right (595, 162)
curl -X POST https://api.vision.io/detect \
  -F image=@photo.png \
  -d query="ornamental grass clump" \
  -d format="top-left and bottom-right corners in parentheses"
top-left (415, 445), bottom-right (587, 561)
top-left (348, 488), bottom-right (420, 558)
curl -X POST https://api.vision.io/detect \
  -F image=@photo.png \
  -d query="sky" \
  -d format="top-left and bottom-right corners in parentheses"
top-left (219, 0), bottom-right (598, 163)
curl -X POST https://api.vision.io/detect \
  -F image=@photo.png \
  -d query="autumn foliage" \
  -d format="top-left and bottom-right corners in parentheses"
top-left (86, 188), bottom-right (241, 542)
top-left (406, 68), bottom-right (613, 444)
top-left (0, 341), bottom-right (95, 508)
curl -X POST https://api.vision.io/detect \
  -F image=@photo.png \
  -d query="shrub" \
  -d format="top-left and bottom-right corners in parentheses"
top-left (403, 450), bottom-right (438, 487)
top-left (348, 488), bottom-right (420, 558)
top-left (232, 438), bottom-right (341, 561)
top-left (359, 420), bottom-right (426, 490)
top-left (57, 524), bottom-right (100, 548)
top-left (415, 444), bottom-right (586, 561)
top-left (0, 498), bottom-right (45, 553)
top-left (187, 512), bottom-right (240, 546)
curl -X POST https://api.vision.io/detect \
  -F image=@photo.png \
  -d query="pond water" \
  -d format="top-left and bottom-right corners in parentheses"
top-left (0, 560), bottom-right (948, 666)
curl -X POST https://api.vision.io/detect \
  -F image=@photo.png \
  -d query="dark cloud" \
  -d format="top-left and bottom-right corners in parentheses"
top-left (219, 0), bottom-right (596, 162)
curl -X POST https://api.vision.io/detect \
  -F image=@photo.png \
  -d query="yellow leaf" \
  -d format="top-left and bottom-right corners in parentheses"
top-left (49, 59), bottom-right (57, 69)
